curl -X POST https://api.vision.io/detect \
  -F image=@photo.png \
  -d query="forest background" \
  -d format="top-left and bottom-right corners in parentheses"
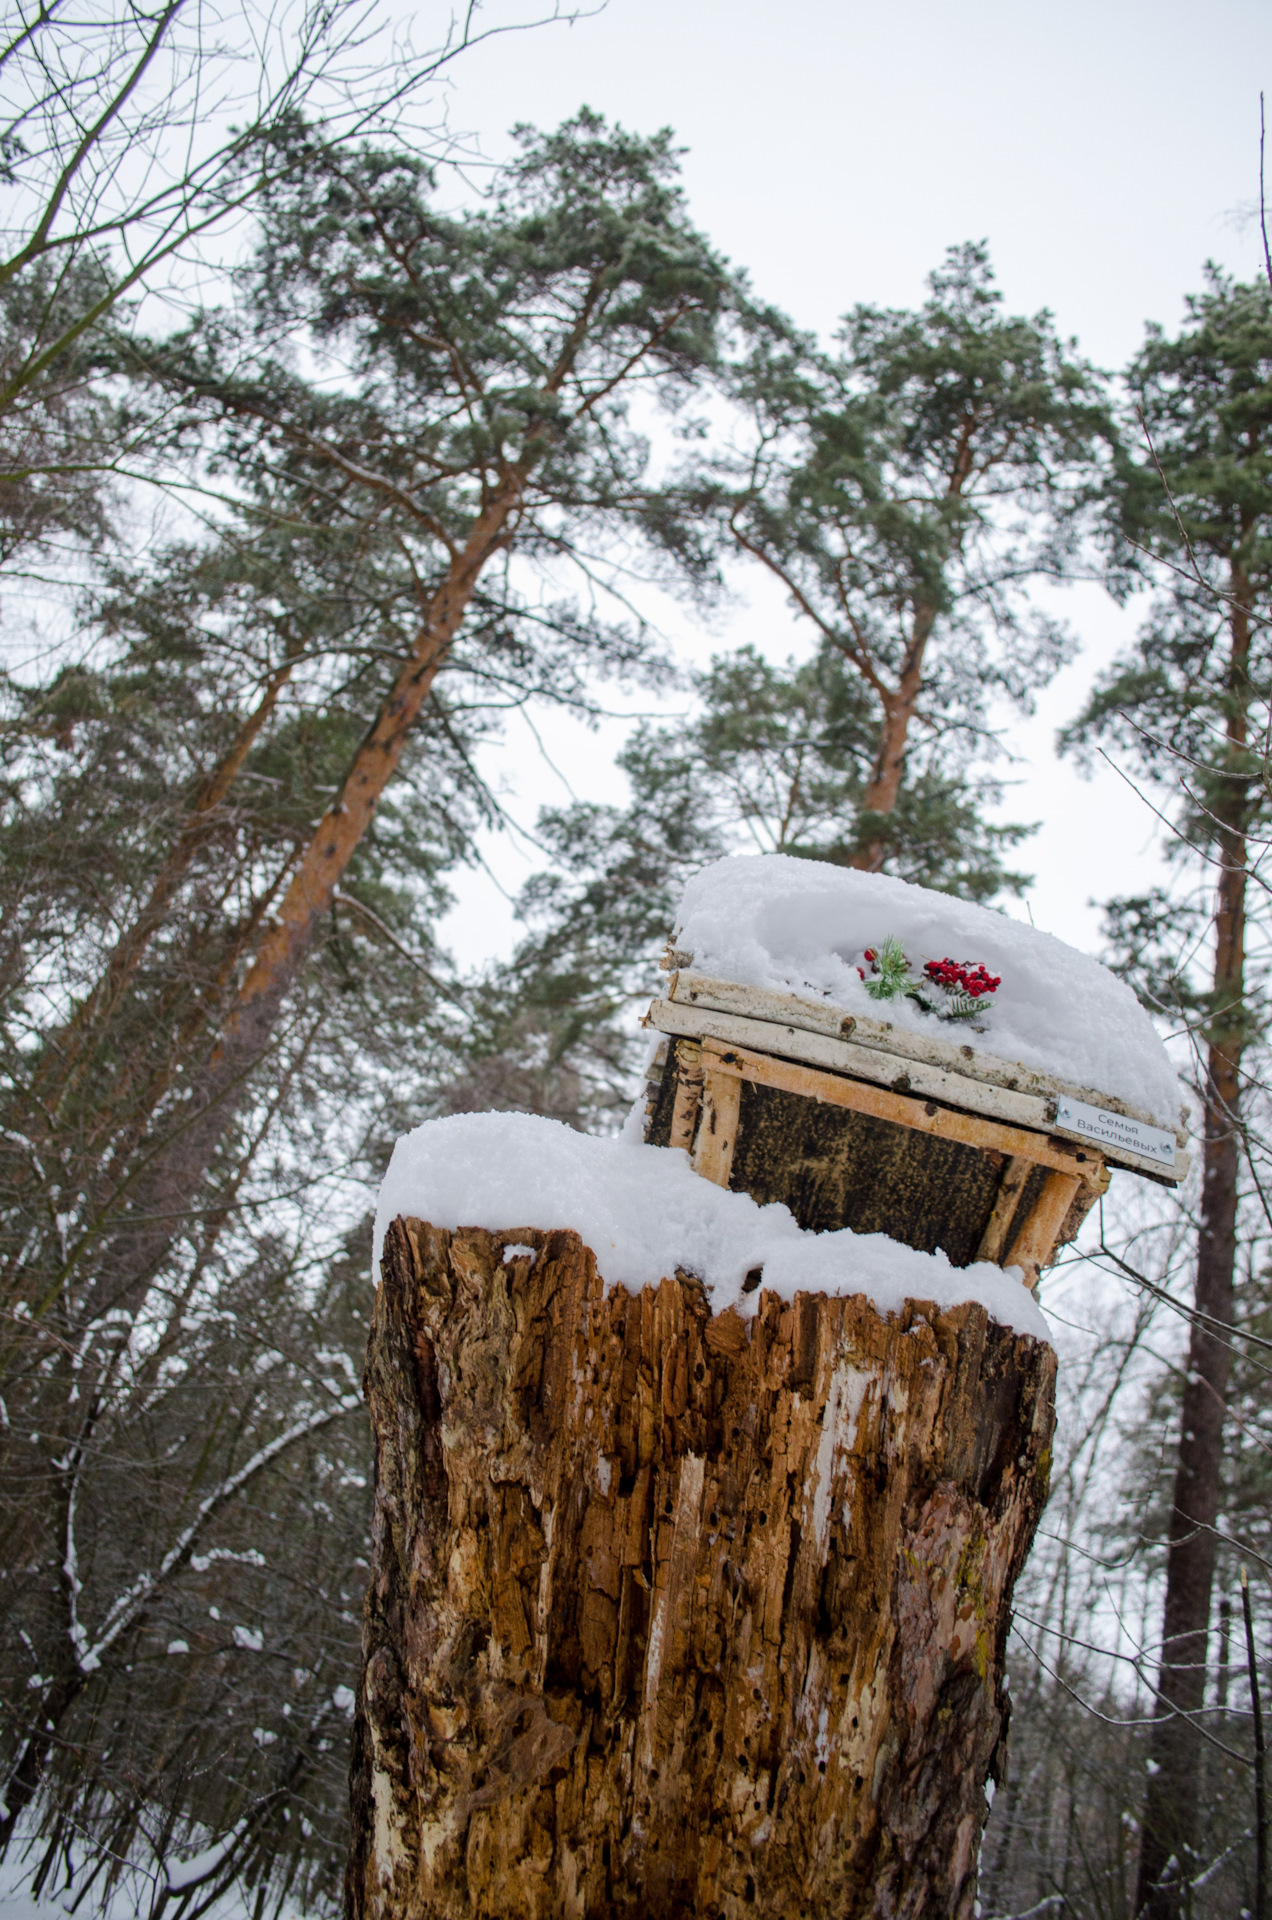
top-left (2, 1), bottom-right (1272, 1917)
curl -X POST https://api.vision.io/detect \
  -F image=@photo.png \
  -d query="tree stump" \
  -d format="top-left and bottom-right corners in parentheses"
top-left (348, 1217), bottom-right (1056, 1920)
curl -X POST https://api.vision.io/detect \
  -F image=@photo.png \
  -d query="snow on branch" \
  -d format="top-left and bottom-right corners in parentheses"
top-left (70, 1394), bottom-right (360, 1674)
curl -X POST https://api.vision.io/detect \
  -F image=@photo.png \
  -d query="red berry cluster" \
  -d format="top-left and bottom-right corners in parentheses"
top-left (924, 957), bottom-right (1001, 997)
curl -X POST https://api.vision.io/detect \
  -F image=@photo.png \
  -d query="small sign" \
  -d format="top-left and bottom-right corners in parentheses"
top-left (1053, 1095), bottom-right (1177, 1169)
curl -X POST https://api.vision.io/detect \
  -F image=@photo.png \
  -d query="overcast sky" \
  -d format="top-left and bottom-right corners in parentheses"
top-left (427, 0), bottom-right (1272, 971)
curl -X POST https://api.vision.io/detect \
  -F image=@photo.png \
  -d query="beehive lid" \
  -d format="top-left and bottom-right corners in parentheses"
top-left (649, 856), bottom-right (1189, 1183)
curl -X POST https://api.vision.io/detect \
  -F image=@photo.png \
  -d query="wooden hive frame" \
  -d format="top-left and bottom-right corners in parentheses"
top-left (644, 970), bottom-right (1187, 1291)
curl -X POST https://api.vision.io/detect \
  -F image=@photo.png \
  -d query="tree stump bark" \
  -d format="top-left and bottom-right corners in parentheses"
top-left (348, 1218), bottom-right (1056, 1920)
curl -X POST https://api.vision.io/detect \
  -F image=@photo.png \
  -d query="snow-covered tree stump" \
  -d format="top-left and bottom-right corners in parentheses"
top-left (347, 1217), bottom-right (1056, 1920)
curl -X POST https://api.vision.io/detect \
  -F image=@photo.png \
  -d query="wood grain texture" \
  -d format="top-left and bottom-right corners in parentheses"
top-left (975, 1155), bottom-right (1034, 1264)
top-left (646, 1038), bottom-right (1107, 1275)
top-left (666, 970), bottom-right (1188, 1145)
top-left (348, 1219), bottom-right (1056, 1920)
top-left (691, 1066), bottom-right (741, 1187)
top-left (650, 981), bottom-right (1189, 1183)
top-left (698, 1037), bottom-right (1107, 1188)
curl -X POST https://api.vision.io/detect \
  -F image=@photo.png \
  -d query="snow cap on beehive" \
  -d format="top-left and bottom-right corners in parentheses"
top-left (670, 855), bottom-right (1184, 1134)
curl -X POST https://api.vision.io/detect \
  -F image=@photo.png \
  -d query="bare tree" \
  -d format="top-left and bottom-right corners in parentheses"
top-left (0, 0), bottom-right (580, 530)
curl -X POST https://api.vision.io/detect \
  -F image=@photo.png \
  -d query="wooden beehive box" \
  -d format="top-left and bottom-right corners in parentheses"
top-left (643, 966), bottom-right (1188, 1290)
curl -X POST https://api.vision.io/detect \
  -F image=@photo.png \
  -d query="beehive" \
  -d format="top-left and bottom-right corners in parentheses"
top-left (643, 966), bottom-right (1188, 1289)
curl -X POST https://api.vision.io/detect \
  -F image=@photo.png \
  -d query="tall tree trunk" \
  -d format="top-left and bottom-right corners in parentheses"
top-left (847, 605), bottom-right (936, 873)
top-left (0, 656), bottom-right (299, 1267)
top-left (349, 1217), bottom-right (1056, 1919)
top-left (732, 417), bottom-right (978, 879)
top-left (1135, 557), bottom-right (1252, 1919)
top-left (846, 424), bottom-right (976, 875)
top-left (847, 415), bottom-right (975, 872)
top-left (53, 646), bottom-right (299, 1090)
top-left (0, 1669), bottom-right (86, 1857)
top-left (84, 484), bottom-right (523, 1306)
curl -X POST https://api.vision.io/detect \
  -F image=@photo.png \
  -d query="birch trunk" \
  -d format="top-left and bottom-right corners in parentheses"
top-left (349, 1217), bottom-right (1055, 1920)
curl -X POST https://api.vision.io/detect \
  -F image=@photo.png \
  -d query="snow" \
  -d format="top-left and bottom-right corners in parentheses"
top-left (672, 856), bottom-right (1183, 1130)
top-left (0, 1840), bottom-right (297, 1919)
top-left (374, 1111), bottom-right (1050, 1340)
top-left (370, 859), bottom-right (1185, 1347)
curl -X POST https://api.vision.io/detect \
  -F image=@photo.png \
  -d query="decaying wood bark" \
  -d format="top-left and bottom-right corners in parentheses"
top-left (348, 1217), bottom-right (1056, 1920)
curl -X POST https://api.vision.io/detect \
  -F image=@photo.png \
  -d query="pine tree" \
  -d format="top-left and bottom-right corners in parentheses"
top-left (0, 112), bottom-right (742, 1870)
top-left (1062, 266), bottom-right (1272, 1918)
top-left (80, 110), bottom-right (739, 1314)
top-left (0, 258), bottom-right (122, 565)
top-left (0, 515), bottom-right (485, 1892)
top-left (478, 638), bottom-right (1032, 1117)
top-left (709, 242), bottom-right (1110, 871)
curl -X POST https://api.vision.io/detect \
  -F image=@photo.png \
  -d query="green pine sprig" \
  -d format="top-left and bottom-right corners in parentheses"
top-left (863, 934), bottom-right (918, 1004)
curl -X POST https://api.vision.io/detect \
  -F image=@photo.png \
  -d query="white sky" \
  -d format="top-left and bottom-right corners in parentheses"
top-left (422, 0), bottom-right (1272, 971)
